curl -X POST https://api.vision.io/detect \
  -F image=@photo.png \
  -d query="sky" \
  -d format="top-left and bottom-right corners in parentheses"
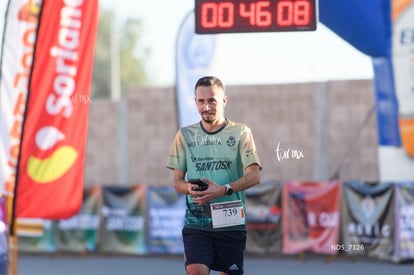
top-left (100, 0), bottom-right (374, 87)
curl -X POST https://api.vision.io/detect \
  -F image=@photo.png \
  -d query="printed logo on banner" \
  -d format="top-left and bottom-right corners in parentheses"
top-left (346, 194), bottom-right (392, 241)
top-left (27, 126), bottom-right (78, 183)
top-left (24, 0), bottom-right (84, 184)
top-left (18, 0), bottom-right (40, 22)
top-left (282, 181), bottom-right (341, 255)
top-left (100, 186), bottom-right (147, 255)
top-left (14, 0), bottom-right (99, 219)
top-left (342, 181), bottom-right (394, 259)
top-left (361, 196), bottom-right (376, 217)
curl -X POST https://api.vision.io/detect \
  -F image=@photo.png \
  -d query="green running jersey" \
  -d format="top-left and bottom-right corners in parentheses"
top-left (167, 119), bottom-right (261, 231)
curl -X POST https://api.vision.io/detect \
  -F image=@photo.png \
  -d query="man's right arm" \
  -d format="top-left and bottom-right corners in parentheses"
top-left (173, 169), bottom-right (191, 195)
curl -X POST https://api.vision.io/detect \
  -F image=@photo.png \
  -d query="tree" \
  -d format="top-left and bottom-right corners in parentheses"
top-left (91, 9), bottom-right (149, 98)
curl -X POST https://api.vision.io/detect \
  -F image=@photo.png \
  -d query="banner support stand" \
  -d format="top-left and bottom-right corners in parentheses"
top-left (6, 195), bottom-right (17, 275)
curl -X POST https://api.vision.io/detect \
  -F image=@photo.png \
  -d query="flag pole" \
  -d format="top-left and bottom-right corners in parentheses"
top-left (6, 194), bottom-right (17, 275)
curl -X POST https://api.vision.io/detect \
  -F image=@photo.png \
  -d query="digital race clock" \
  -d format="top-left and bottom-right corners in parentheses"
top-left (195, 0), bottom-right (317, 34)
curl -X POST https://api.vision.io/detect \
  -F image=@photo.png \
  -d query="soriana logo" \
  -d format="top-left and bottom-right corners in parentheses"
top-left (15, 0), bottom-right (97, 219)
top-left (27, 127), bottom-right (78, 183)
top-left (21, 0), bottom-right (88, 185)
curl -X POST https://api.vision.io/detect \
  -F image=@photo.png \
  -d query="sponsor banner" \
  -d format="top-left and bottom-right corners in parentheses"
top-left (100, 186), bottom-right (147, 255)
top-left (55, 186), bottom-right (101, 253)
top-left (175, 11), bottom-right (217, 127)
top-left (245, 180), bottom-right (282, 254)
top-left (146, 186), bottom-right (185, 254)
top-left (282, 181), bottom-right (341, 255)
top-left (15, 0), bottom-right (99, 218)
top-left (392, 0), bottom-right (414, 158)
top-left (376, 0), bottom-right (414, 181)
top-left (394, 182), bottom-right (414, 259)
top-left (17, 218), bottom-right (56, 253)
top-left (341, 181), bottom-right (394, 260)
top-left (0, 0), bottom-right (42, 195)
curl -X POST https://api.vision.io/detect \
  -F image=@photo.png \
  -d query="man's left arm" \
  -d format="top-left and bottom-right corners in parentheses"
top-left (228, 163), bottom-right (261, 193)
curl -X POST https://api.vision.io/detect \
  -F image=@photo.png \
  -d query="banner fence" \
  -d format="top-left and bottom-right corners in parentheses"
top-left (7, 181), bottom-right (413, 263)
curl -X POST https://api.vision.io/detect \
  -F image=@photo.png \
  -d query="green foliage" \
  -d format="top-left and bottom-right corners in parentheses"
top-left (91, 9), bottom-right (149, 98)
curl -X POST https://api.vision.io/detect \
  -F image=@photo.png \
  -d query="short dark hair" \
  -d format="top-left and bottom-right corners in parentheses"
top-left (194, 76), bottom-right (224, 92)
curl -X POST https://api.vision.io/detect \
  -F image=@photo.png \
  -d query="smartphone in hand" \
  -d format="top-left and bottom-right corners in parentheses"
top-left (189, 178), bottom-right (208, 191)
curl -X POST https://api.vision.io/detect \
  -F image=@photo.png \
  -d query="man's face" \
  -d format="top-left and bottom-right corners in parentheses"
top-left (195, 85), bottom-right (227, 124)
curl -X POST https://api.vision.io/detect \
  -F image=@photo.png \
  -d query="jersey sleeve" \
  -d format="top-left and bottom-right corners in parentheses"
top-left (240, 126), bottom-right (262, 170)
top-left (166, 129), bottom-right (187, 171)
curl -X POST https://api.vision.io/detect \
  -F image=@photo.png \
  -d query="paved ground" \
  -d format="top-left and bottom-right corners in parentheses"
top-left (16, 253), bottom-right (414, 275)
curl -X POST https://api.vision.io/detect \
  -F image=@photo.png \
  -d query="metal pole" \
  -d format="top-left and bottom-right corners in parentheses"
top-left (110, 10), bottom-right (121, 101)
top-left (314, 82), bottom-right (328, 181)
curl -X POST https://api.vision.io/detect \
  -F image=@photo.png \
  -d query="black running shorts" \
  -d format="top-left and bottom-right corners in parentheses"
top-left (182, 228), bottom-right (246, 275)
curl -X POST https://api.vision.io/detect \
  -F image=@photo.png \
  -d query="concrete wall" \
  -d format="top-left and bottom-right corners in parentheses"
top-left (84, 79), bottom-right (379, 187)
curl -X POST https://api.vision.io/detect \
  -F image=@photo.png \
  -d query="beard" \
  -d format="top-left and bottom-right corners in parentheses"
top-left (202, 111), bottom-right (215, 123)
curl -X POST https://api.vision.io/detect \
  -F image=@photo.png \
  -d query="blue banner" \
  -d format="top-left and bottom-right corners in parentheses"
top-left (146, 186), bottom-right (186, 254)
top-left (373, 57), bottom-right (400, 146)
top-left (394, 182), bottom-right (414, 260)
top-left (319, 0), bottom-right (391, 57)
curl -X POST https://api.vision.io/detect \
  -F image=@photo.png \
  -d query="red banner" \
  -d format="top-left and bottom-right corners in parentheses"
top-left (15, 0), bottom-right (99, 219)
top-left (282, 181), bottom-right (341, 254)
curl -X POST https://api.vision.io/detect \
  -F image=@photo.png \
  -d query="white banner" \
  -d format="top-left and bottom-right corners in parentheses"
top-left (0, 0), bottom-right (42, 195)
top-left (175, 11), bottom-right (218, 128)
top-left (0, 1), bottom-right (10, 60)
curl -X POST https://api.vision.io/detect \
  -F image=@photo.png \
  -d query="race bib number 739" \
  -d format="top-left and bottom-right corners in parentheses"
top-left (210, 200), bottom-right (245, 228)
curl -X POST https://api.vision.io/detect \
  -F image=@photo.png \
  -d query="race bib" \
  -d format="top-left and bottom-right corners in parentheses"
top-left (210, 200), bottom-right (245, 228)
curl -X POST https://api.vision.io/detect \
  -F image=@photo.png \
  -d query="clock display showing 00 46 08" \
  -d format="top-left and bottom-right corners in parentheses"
top-left (195, 0), bottom-right (317, 34)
